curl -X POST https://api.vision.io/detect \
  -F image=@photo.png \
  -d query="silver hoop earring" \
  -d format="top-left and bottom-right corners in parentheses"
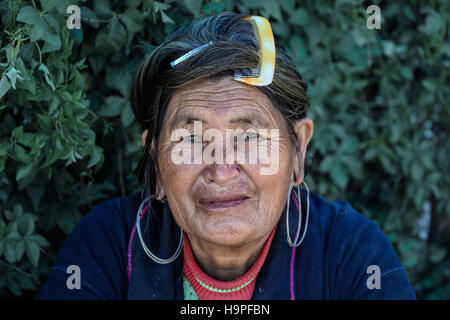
top-left (286, 180), bottom-right (310, 247)
top-left (136, 195), bottom-right (183, 264)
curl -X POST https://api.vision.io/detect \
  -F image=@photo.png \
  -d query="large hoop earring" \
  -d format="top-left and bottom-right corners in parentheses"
top-left (286, 180), bottom-right (310, 247)
top-left (136, 195), bottom-right (183, 264)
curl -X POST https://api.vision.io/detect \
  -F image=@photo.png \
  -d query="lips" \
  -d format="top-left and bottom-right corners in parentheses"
top-left (198, 194), bottom-right (249, 210)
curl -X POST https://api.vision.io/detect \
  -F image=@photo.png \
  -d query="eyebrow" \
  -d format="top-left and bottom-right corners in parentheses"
top-left (168, 110), bottom-right (271, 129)
top-left (228, 111), bottom-right (271, 127)
top-left (168, 112), bottom-right (208, 129)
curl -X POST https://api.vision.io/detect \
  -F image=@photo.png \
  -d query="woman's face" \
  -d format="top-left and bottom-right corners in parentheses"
top-left (154, 76), bottom-right (309, 247)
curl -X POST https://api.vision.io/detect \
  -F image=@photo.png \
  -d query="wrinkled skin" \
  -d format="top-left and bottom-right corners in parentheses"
top-left (142, 76), bottom-right (314, 280)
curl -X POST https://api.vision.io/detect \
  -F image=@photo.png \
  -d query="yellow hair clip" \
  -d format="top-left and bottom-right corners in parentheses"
top-left (234, 15), bottom-right (276, 86)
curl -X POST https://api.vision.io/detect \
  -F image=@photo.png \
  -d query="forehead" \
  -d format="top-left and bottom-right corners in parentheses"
top-left (165, 76), bottom-right (283, 127)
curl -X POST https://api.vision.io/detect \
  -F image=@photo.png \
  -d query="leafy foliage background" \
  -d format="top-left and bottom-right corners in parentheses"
top-left (0, 0), bottom-right (449, 299)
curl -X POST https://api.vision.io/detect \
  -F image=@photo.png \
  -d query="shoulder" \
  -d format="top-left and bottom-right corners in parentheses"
top-left (307, 191), bottom-right (391, 252)
top-left (308, 191), bottom-right (373, 232)
top-left (35, 192), bottom-right (143, 299)
top-left (80, 192), bottom-right (141, 229)
top-left (89, 192), bottom-right (141, 236)
top-left (59, 191), bottom-right (144, 269)
top-left (61, 192), bottom-right (140, 256)
top-left (305, 191), bottom-right (415, 299)
top-left (310, 192), bottom-right (395, 260)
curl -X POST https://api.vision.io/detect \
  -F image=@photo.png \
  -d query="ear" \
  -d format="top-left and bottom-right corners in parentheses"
top-left (155, 181), bottom-right (166, 200)
top-left (141, 129), bottom-right (148, 147)
top-left (142, 129), bottom-right (166, 199)
top-left (292, 118), bottom-right (314, 186)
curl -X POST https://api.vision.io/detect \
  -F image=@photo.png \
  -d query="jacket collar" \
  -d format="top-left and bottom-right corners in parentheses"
top-left (126, 190), bottom-right (304, 300)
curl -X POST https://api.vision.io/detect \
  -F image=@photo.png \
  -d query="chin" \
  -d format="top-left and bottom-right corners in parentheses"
top-left (197, 218), bottom-right (261, 247)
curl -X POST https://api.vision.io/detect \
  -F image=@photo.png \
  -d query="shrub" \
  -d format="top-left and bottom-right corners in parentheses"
top-left (0, 0), bottom-right (448, 299)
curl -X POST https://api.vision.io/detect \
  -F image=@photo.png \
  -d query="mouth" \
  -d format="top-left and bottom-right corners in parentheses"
top-left (198, 194), bottom-right (250, 210)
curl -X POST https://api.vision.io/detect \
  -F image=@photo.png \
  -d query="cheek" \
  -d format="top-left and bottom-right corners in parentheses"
top-left (247, 142), bottom-right (293, 214)
top-left (248, 138), bottom-right (293, 181)
top-left (158, 147), bottom-right (200, 197)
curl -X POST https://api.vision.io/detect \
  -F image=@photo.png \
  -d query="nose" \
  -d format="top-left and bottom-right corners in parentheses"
top-left (204, 163), bottom-right (240, 186)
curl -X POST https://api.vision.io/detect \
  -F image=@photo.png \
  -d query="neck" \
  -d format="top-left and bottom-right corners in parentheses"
top-left (185, 234), bottom-right (270, 281)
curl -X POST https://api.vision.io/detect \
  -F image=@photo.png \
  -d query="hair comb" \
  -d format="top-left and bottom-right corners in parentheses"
top-left (170, 40), bottom-right (214, 68)
top-left (233, 15), bottom-right (276, 86)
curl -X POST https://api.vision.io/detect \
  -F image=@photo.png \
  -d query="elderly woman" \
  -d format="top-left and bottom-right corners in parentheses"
top-left (36, 12), bottom-right (415, 300)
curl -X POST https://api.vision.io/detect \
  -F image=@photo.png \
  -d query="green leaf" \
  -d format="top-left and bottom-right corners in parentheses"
top-left (262, 0), bottom-right (282, 21)
top-left (39, 147), bottom-right (61, 169)
top-left (160, 11), bottom-right (174, 24)
top-left (5, 210), bottom-right (15, 222)
top-left (289, 8), bottom-right (309, 26)
top-left (0, 75), bottom-right (11, 99)
top-left (105, 68), bottom-right (132, 97)
top-left (0, 141), bottom-right (8, 157)
top-left (121, 101), bottom-right (135, 127)
top-left (38, 64), bottom-right (56, 90)
top-left (0, 219), bottom-right (6, 238)
top-left (11, 125), bottom-right (24, 140)
top-left (87, 145), bottom-right (102, 169)
top-left (80, 6), bottom-right (100, 28)
top-left (319, 156), bottom-right (334, 173)
top-left (17, 214), bottom-right (35, 236)
top-left (290, 35), bottom-right (307, 61)
top-left (120, 8), bottom-right (144, 42)
top-left (202, 2), bottom-right (224, 14)
top-left (55, 0), bottom-right (70, 14)
top-left (16, 163), bottom-right (34, 182)
top-left (422, 79), bottom-right (435, 91)
top-left (18, 275), bottom-right (36, 290)
top-left (153, 1), bottom-right (171, 12)
top-left (14, 57), bottom-right (36, 94)
top-left (30, 18), bottom-right (49, 42)
top-left (340, 136), bottom-right (359, 153)
top-left (5, 242), bottom-right (17, 263)
top-left (6, 68), bottom-right (24, 89)
top-left (18, 169), bottom-right (38, 191)
top-left (400, 66), bottom-right (413, 80)
top-left (13, 204), bottom-right (23, 218)
top-left (382, 40), bottom-right (395, 57)
top-left (280, 0), bottom-right (295, 13)
top-left (41, 32), bottom-right (62, 53)
top-left (26, 186), bottom-right (45, 212)
top-left (56, 210), bottom-right (80, 234)
top-left (403, 5), bottom-right (416, 21)
top-left (98, 95), bottom-right (127, 117)
top-left (15, 239), bottom-right (25, 260)
top-left (272, 21), bottom-right (290, 38)
top-left (411, 162), bottom-right (423, 181)
top-left (107, 17), bottom-right (127, 51)
top-left (330, 163), bottom-right (349, 189)
top-left (41, 0), bottom-right (60, 12)
top-left (43, 13), bottom-right (61, 34)
top-left (27, 234), bottom-right (50, 247)
top-left (93, 0), bottom-right (112, 18)
top-left (36, 113), bottom-right (52, 130)
top-left (183, 0), bottom-right (203, 15)
top-left (6, 279), bottom-right (22, 296)
top-left (430, 246), bottom-right (446, 263)
top-left (16, 6), bottom-right (40, 25)
top-left (6, 222), bottom-right (20, 240)
top-left (25, 240), bottom-right (40, 266)
top-left (419, 10), bottom-right (443, 35)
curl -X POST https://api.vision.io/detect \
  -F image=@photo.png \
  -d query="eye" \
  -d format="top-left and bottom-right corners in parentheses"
top-left (243, 132), bottom-right (259, 142)
top-left (183, 134), bottom-right (202, 143)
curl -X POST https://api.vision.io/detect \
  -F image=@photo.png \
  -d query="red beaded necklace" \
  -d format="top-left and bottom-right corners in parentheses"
top-left (182, 226), bottom-right (277, 300)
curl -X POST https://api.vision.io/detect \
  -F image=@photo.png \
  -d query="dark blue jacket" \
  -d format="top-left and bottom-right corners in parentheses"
top-left (35, 190), bottom-right (416, 299)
